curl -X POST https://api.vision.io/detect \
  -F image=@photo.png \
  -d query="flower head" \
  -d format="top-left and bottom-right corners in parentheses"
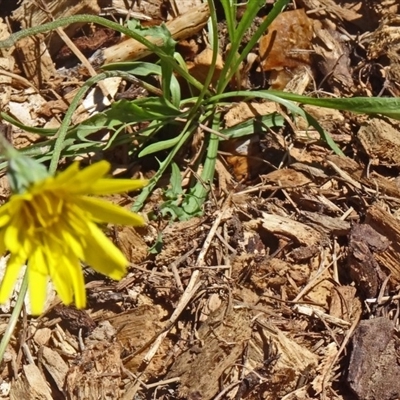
top-left (0, 160), bottom-right (147, 315)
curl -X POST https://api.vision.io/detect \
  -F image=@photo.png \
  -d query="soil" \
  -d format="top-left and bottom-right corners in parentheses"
top-left (1, 1), bottom-right (400, 399)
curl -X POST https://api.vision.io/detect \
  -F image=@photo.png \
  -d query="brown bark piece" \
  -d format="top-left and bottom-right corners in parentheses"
top-left (167, 305), bottom-right (252, 400)
top-left (115, 226), bottom-right (148, 264)
top-left (365, 204), bottom-right (400, 284)
top-left (51, 305), bottom-right (96, 335)
top-left (296, 0), bottom-right (362, 24)
top-left (312, 21), bottom-right (353, 93)
top-left (261, 169), bottom-right (312, 187)
top-left (223, 101), bottom-right (280, 128)
top-left (259, 9), bottom-right (313, 89)
top-left (55, 27), bottom-right (119, 63)
top-left (357, 118), bottom-right (400, 166)
top-left (329, 286), bottom-right (361, 323)
top-left (347, 224), bottom-right (389, 298)
top-left (347, 317), bottom-right (400, 400)
top-left (221, 136), bottom-right (263, 180)
top-left (186, 47), bottom-right (224, 87)
top-left (363, 15), bottom-right (400, 96)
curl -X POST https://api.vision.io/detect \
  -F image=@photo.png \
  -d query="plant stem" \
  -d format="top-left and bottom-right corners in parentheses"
top-left (0, 269), bottom-right (28, 363)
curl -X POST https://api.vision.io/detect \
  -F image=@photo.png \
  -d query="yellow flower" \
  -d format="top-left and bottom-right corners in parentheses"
top-left (0, 161), bottom-right (147, 315)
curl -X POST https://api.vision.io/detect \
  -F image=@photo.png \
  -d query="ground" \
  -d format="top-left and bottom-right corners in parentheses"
top-left (1, 0), bottom-right (400, 399)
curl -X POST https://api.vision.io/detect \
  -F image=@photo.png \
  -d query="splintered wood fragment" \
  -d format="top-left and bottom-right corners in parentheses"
top-left (296, 0), bottom-right (361, 23)
top-left (40, 346), bottom-right (69, 393)
top-left (357, 118), bottom-right (400, 166)
top-left (167, 305), bottom-right (252, 400)
top-left (327, 155), bottom-right (400, 199)
top-left (112, 305), bottom-right (165, 372)
top-left (253, 316), bottom-right (318, 396)
top-left (365, 204), bottom-right (400, 283)
top-left (14, 37), bottom-right (56, 87)
top-left (95, 3), bottom-right (209, 65)
top-left (65, 341), bottom-right (122, 399)
top-left (301, 211), bottom-right (351, 236)
top-left (294, 304), bottom-right (351, 328)
top-left (246, 211), bottom-right (326, 247)
top-left (10, 364), bottom-right (53, 400)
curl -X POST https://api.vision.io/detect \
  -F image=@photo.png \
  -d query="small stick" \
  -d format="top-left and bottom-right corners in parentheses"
top-left (142, 270), bottom-right (201, 364)
top-left (196, 199), bottom-right (231, 267)
top-left (168, 244), bottom-right (198, 292)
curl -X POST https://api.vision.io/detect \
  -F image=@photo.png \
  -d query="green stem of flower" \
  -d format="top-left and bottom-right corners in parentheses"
top-left (0, 269), bottom-right (28, 362)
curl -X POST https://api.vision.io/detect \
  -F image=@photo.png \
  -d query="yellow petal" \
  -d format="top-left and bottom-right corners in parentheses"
top-left (65, 206), bottom-right (90, 237)
top-left (61, 254), bottom-right (86, 309)
top-left (76, 196), bottom-right (146, 226)
top-left (4, 215), bottom-right (24, 254)
top-left (0, 229), bottom-right (7, 256)
top-left (0, 196), bottom-right (26, 228)
top-left (0, 254), bottom-right (24, 304)
top-left (42, 238), bottom-right (74, 307)
top-left (87, 179), bottom-right (148, 195)
top-left (61, 161), bottom-right (111, 193)
top-left (50, 255), bottom-right (84, 308)
top-left (53, 162), bottom-right (80, 184)
top-left (47, 219), bottom-right (85, 260)
top-left (28, 249), bottom-right (48, 315)
top-left (0, 202), bottom-right (12, 227)
top-left (83, 222), bottom-right (127, 280)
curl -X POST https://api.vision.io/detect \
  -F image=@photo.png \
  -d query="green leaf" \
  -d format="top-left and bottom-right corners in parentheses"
top-left (7, 155), bottom-right (49, 194)
top-left (164, 162), bottom-right (183, 199)
top-left (221, 113), bottom-right (284, 139)
top-left (102, 61), bottom-right (181, 106)
top-left (139, 131), bottom-right (182, 157)
top-left (210, 91), bottom-right (344, 156)
top-left (266, 90), bottom-right (400, 120)
top-left (107, 98), bottom-right (180, 123)
top-left (126, 20), bottom-right (177, 53)
top-left (125, 21), bottom-right (177, 104)
top-left (148, 232), bottom-right (163, 254)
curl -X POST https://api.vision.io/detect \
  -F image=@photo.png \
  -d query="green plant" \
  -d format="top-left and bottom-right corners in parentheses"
top-left (2, 0), bottom-right (400, 222)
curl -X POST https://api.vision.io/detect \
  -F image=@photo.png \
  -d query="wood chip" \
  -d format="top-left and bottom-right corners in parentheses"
top-left (247, 211), bottom-right (327, 247)
top-left (10, 364), bottom-right (53, 400)
top-left (167, 305), bottom-right (252, 400)
top-left (366, 204), bottom-right (400, 283)
top-left (40, 346), bottom-right (69, 393)
top-left (358, 118), bottom-right (400, 166)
